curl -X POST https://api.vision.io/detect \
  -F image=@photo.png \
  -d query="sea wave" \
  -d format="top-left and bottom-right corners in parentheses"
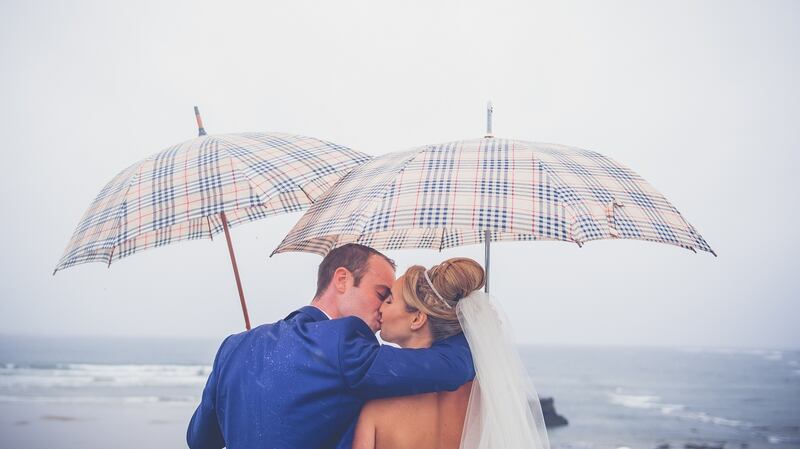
top-left (606, 392), bottom-right (800, 445)
top-left (0, 363), bottom-right (211, 388)
top-left (0, 394), bottom-right (198, 404)
top-left (678, 348), bottom-right (800, 378)
top-left (765, 433), bottom-right (800, 445)
top-left (679, 348), bottom-right (786, 360)
top-left (606, 388), bottom-right (752, 429)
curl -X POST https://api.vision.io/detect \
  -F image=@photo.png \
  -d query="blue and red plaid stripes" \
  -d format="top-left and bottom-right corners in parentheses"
top-left (273, 138), bottom-right (714, 257)
top-left (54, 132), bottom-right (371, 273)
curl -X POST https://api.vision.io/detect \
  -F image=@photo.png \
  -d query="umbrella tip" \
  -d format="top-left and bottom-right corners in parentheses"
top-left (484, 101), bottom-right (494, 138)
top-left (194, 106), bottom-right (207, 136)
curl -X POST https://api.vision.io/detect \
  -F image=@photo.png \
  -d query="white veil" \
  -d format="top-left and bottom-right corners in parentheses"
top-left (456, 291), bottom-right (551, 449)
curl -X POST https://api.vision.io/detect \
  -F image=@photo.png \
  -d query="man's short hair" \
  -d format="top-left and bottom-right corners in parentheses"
top-left (314, 244), bottom-right (396, 298)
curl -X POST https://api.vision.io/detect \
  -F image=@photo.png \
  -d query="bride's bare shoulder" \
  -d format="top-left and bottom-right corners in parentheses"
top-left (364, 381), bottom-right (471, 418)
top-left (362, 392), bottom-right (436, 418)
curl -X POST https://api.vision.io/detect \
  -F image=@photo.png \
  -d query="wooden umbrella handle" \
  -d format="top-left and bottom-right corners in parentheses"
top-left (220, 211), bottom-right (251, 330)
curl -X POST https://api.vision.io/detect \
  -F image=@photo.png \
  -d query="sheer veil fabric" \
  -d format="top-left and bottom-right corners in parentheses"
top-left (456, 291), bottom-right (551, 449)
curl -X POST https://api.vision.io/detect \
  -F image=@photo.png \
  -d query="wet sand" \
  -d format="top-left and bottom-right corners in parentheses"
top-left (1, 402), bottom-right (196, 449)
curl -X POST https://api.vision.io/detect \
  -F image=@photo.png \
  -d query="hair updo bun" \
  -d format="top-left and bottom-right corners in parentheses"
top-left (401, 257), bottom-right (485, 341)
top-left (429, 257), bottom-right (486, 304)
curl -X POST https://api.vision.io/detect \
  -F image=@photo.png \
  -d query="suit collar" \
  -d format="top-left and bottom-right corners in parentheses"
top-left (285, 305), bottom-right (329, 322)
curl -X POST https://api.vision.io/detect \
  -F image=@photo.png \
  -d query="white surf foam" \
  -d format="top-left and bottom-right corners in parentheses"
top-left (679, 347), bottom-right (785, 359)
top-left (607, 389), bottom-right (751, 429)
top-left (0, 394), bottom-right (198, 405)
top-left (0, 363), bottom-right (211, 389)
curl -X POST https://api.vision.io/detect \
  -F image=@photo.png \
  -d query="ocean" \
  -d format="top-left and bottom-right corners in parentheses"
top-left (1, 335), bottom-right (798, 449)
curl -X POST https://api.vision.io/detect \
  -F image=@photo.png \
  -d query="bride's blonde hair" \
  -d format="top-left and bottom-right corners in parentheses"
top-left (401, 257), bottom-right (485, 341)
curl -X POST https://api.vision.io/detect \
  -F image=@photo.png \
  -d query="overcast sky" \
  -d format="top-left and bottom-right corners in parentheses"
top-left (1, 0), bottom-right (797, 350)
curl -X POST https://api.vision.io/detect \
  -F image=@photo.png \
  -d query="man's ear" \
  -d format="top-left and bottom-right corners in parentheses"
top-left (410, 311), bottom-right (428, 331)
top-left (332, 267), bottom-right (351, 293)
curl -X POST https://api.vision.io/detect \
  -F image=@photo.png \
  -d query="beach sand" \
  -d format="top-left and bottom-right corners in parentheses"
top-left (0, 402), bottom-right (196, 449)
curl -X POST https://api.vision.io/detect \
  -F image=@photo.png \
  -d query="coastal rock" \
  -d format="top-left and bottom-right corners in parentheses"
top-left (533, 396), bottom-right (569, 428)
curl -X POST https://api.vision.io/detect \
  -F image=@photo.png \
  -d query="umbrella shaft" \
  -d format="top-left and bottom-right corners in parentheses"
top-left (486, 102), bottom-right (493, 136)
top-left (484, 229), bottom-right (490, 294)
top-left (194, 106), bottom-right (207, 136)
top-left (221, 212), bottom-right (251, 330)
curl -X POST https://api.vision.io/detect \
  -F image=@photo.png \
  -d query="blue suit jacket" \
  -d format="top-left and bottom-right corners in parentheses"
top-left (187, 306), bottom-right (475, 449)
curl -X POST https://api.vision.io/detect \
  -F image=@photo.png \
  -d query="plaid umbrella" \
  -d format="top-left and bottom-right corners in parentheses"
top-left (272, 136), bottom-right (715, 288)
top-left (55, 108), bottom-right (371, 328)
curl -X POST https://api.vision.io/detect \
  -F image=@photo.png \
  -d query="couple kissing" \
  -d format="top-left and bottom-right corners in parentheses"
top-left (188, 243), bottom-right (550, 449)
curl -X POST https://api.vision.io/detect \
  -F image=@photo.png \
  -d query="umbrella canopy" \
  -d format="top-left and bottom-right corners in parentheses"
top-left (272, 137), bottom-right (714, 258)
top-left (55, 132), bottom-right (371, 273)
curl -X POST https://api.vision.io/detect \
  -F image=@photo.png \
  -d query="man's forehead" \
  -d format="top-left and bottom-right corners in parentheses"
top-left (365, 254), bottom-right (395, 280)
top-left (366, 254), bottom-right (393, 270)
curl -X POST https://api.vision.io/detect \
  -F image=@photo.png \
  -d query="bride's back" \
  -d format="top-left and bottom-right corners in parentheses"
top-left (353, 381), bottom-right (472, 449)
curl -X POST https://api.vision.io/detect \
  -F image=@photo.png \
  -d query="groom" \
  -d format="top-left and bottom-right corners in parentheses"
top-left (187, 244), bottom-right (475, 449)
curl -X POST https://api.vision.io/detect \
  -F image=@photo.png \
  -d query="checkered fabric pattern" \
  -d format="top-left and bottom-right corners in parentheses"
top-left (54, 132), bottom-right (371, 273)
top-left (272, 138), bottom-right (714, 257)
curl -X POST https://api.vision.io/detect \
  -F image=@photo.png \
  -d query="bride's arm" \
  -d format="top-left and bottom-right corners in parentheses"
top-left (352, 402), bottom-right (378, 449)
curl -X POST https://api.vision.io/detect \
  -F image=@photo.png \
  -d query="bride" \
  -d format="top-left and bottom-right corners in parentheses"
top-left (350, 257), bottom-right (551, 449)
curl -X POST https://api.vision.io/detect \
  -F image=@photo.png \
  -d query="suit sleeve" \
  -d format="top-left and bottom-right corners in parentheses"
top-left (339, 318), bottom-right (475, 400)
top-left (186, 336), bottom-right (230, 449)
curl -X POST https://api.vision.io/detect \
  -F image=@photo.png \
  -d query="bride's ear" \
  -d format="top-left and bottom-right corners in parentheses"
top-left (410, 311), bottom-right (428, 331)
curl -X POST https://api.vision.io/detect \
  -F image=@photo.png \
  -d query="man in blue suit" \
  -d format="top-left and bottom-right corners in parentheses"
top-left (187, 244), bottom-right (475, 449)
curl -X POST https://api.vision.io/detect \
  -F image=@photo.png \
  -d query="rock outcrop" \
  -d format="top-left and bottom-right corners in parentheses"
top-left (534, 396), bottom-right (569, 428)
